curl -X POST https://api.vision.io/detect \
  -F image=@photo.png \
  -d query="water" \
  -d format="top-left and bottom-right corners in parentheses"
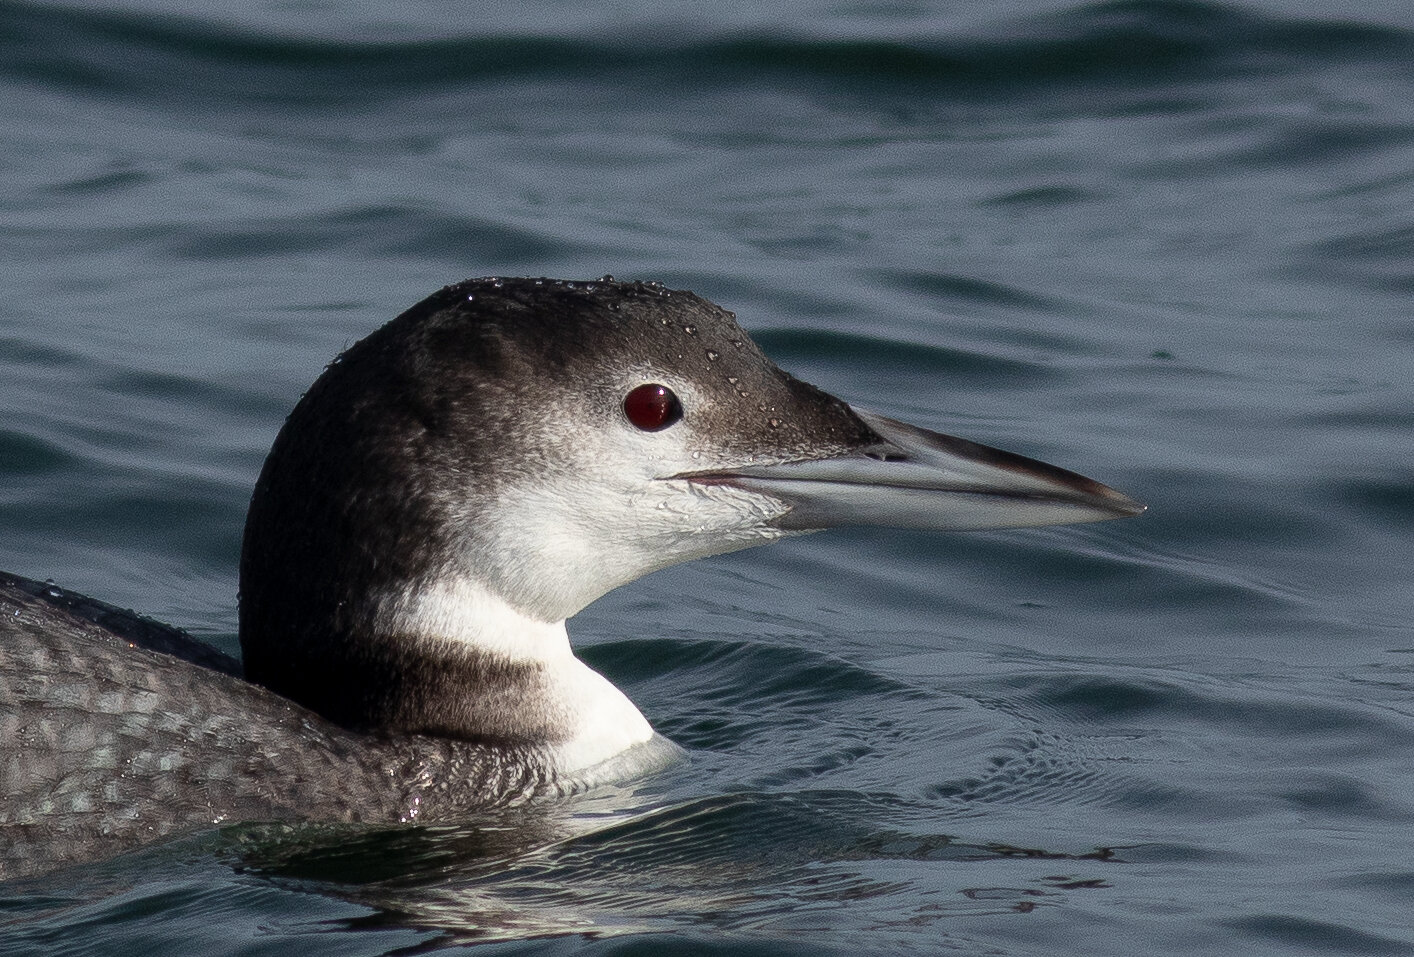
top-left (3, 0), bottom-right (1414, 952)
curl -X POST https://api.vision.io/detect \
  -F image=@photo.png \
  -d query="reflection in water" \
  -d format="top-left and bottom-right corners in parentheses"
top-left (230, 786), bottom-right (1122, 945)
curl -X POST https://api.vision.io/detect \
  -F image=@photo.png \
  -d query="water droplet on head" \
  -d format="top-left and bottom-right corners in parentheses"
top-left (706, 349), bottom-right (719, 361)
top-left (682, 324), bottom-right (697, 336)
top-left (691, 450), bottom-right (702, 460)
top-left (533, 278), bottom-right (544, 286)
top-left (491, 278), bottom-right (504, 288)
top-left (600, 273), bottom-right (615, 283)
top-left (768, 417), bottom-right (781, 428)
top-left (727, 376), bottom-right (739, 385)
top-left (731, 339), bottom-right (745, 349)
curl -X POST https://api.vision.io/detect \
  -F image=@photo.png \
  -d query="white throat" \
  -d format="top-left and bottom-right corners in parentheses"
top-left (374, 577), bottom-right (654, 773)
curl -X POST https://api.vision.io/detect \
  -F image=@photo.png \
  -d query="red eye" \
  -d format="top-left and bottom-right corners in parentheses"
top-left (623, 383), bottom-right (683, 432)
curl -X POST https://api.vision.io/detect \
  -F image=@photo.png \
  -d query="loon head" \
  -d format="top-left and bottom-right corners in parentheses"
top-left (239, 278), bottom-right (1142, 770)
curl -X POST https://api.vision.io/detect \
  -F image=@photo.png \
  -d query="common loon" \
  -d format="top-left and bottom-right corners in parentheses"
top-left (0, 277), bottom-right (1143, 878)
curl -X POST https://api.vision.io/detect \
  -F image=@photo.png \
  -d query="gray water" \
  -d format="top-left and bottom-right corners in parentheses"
top-left (3, 0), bottom-right (1414, 953)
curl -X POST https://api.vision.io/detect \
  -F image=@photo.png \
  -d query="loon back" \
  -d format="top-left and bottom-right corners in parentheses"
top-left (0, 573), bottom-right (565, 878)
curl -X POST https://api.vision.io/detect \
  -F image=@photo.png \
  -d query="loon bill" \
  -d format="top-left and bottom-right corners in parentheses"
top-left (0, 277), bottom-right (1143, 877)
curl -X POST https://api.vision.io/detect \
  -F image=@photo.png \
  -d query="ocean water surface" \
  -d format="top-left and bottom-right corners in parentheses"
top-left (3, 0), bottom-right (1414, 953)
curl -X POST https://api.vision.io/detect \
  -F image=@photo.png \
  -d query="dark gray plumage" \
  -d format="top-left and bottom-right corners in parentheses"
top-left (0, 574), bottom-right (554, 879)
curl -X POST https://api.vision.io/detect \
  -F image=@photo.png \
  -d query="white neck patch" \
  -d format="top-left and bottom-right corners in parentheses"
top-left (374, 576), bottom-right (571, 664)
top-left (373, 576), bottom-right (655, 773)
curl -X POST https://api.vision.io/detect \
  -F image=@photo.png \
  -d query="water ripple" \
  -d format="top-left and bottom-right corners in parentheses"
top-left (4, 0), bottom-right (1412, 110)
